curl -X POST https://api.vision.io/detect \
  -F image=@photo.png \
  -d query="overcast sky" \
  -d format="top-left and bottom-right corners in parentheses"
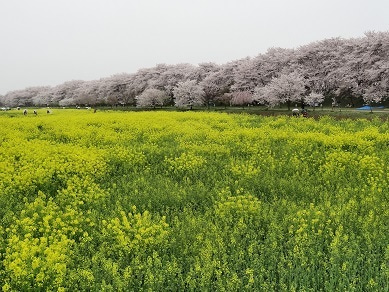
top-left (0, 0), bottom-right (388, 95)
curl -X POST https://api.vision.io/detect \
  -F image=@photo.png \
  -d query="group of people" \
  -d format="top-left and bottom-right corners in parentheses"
top-left (292, 108), bottom-right (308, 117)
top-left (23, 109), bottom-right (51, 115)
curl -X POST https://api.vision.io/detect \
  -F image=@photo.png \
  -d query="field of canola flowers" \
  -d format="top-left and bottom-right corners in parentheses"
top-left (0, 109), bottom-right (388, 291)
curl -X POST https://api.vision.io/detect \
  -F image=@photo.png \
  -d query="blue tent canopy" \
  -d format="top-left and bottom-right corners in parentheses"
top-left (356, 105), bottom-right (384, 110)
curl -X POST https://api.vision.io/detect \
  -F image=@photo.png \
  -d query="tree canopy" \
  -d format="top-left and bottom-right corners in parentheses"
top-left (1, 32), bottom-right (388, 108)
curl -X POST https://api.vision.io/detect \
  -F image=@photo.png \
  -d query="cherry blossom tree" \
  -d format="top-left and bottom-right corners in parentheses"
top-left (363, 82), bottom-right (388, 112)
top-left (2, 91), bottom-right (19, 107)
top-left (231, 57), bottom-right (260, 93)
top-left (154, 64), bottom-right (198, 96)
top-left (259, 48), bottom-right (296, 81)
top-left (230, 91), bottom-right (253, 108)
top-left (304, 92), bottom-right (324, 110)
top-left (199, 68), bottom-right (234, 108)
top-left (253, 72), bottom-right (306, 110)
top-left (58, 97), bottom-right (75, 107)
top-left (358, 32), bottom-right (389, 105)
top-left (232, 48), bottom-right (295, 95)
top-left (31, 86), bottom-right (53, 106)
top-left (173, 80), bottom-right (204, 109)
top-left (99, 74), bottom-right (136, 106)
top-left (327, 32), bottom-right (389, 106)
top-left (215, 60), bottom-right (241, 92)
top-left (3, 86), bottom-right (50, 107)
top-left (197, 62), bottom-right (219, 81)
top-left (294, 38), bottom-right (345, 96)
top-left (51, 80), bottom-right (85, 105)
top-left (253, 86), bottom-right (278, 108)
top-left (136, 88), bottom-right (168, 108)
top-left (74, 80), bottom-right (105, 106)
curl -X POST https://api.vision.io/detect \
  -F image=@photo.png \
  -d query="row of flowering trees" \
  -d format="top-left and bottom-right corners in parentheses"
top-left (134, 75), bottom-right (325, 110)
top-left (1, 31), bottom-right (388, 108)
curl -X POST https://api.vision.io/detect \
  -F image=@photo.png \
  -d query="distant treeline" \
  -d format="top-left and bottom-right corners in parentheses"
top-left (1, 31), bottom-right (388, 109)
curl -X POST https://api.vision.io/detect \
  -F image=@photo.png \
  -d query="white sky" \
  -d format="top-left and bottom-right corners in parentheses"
top-left (1, 0), bottom-right (388, 94)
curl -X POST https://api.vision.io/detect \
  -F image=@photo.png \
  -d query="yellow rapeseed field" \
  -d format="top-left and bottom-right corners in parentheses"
top-left (0, 109), bottom-right (388, 290)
